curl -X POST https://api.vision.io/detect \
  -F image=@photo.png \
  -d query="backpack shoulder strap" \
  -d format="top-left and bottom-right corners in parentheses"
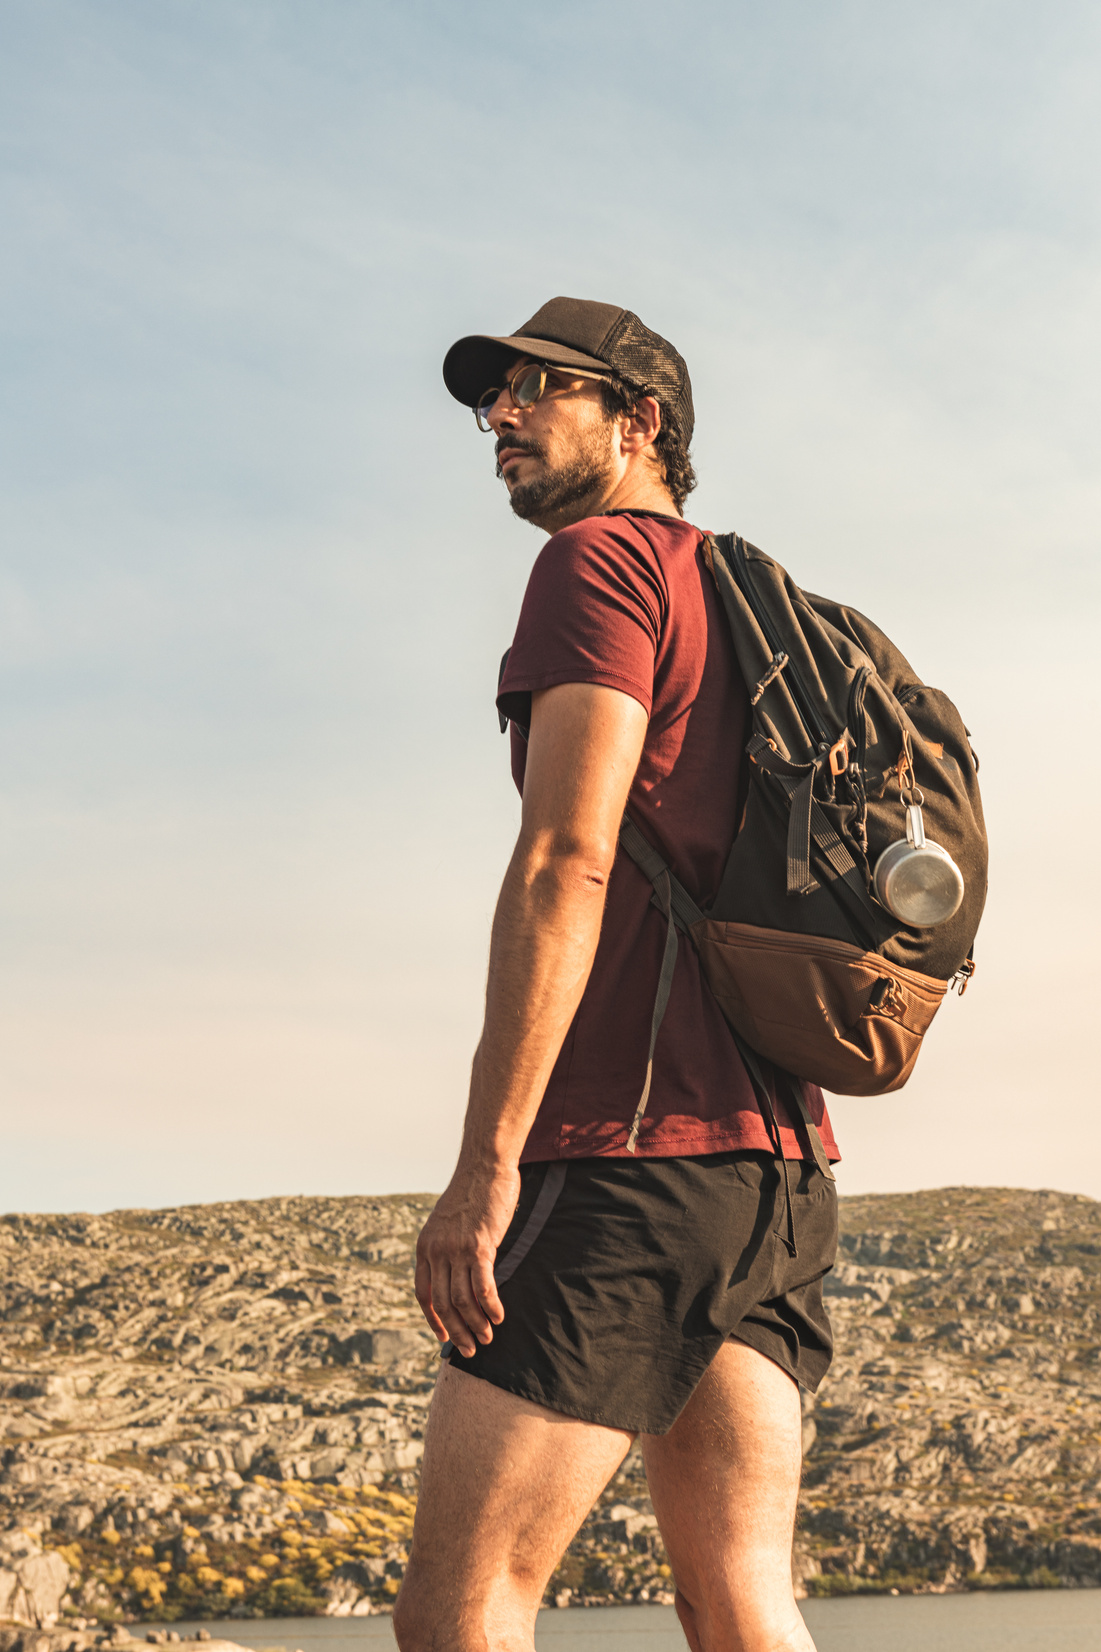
top-left (617, 814), bottom-right (834, 1182)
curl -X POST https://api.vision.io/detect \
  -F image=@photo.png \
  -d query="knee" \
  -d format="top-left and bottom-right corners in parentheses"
top-left (393, 1567), bottom-right (435, 1652)
top-left (674, 1585), bottom-right (704, 1652)
top-left (393, 1563), bottom-right (488, 1652)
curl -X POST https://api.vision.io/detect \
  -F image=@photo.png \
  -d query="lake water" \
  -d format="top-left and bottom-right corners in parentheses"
top-left (150, 1591), bottom-right (1101, 1650)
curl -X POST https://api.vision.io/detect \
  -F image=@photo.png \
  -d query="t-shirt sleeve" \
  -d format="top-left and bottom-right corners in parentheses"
top-left (497, 518), bottom-right (666, 728)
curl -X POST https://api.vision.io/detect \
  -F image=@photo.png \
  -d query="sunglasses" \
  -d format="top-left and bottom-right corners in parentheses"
top-left (475, 361), bottom-right (608, 432)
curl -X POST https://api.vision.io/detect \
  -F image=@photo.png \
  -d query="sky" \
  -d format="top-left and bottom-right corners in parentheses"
top-left (1, 0), bottom-right (1099, 1214)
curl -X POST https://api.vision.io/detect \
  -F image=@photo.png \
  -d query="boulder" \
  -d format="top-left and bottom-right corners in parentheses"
top-left (0, 1538), bottom-right (70, 1629)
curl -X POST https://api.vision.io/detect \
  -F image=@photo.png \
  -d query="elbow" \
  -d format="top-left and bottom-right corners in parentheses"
top-left (517, 828), bottom-right (619, 897)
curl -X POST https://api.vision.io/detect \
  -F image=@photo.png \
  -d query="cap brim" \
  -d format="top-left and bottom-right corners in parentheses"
top-left (442, 333), bottom-right (611, 407)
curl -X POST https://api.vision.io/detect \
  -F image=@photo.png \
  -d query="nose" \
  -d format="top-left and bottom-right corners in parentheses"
top-left (486, 387), bottom-right (521, 435)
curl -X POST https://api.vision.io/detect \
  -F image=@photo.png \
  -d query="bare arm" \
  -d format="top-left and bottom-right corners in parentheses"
top-left (415, 681), bottom-right (648, 1356)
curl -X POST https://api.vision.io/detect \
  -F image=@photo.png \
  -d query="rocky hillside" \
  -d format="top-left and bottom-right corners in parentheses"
top-left (1, 1184), bottom-right (1100, 1626)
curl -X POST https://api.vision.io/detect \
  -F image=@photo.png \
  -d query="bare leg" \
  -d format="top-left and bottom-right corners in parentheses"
top-left (394, 1363), bottom-right (633, 1652)
top-left (642, 1341), bottom-right (815, 1652)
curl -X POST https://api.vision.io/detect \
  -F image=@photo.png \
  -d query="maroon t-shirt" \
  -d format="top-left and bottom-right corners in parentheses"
top-left (497, 509), bottom-right (839, 1165)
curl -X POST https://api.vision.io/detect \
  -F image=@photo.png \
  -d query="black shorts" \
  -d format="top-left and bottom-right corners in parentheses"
top-left (447, 1150), bottom-right (837, 1435)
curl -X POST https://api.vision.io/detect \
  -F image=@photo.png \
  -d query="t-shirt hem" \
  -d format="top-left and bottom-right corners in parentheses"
top-left (520, 1131), bottom-right (840, 1165)
top-left (498, 666), bottom-right (653, 718)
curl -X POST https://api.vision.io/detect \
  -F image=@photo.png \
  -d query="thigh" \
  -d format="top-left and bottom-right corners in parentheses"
top-left (642, 1340), bottom-right (814, 1652)
top-left (395, 1363), bottom-right (633, 1652)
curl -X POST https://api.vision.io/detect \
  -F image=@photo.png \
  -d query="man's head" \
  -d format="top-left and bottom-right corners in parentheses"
top-left (443, 298), bottom-right (696, 532)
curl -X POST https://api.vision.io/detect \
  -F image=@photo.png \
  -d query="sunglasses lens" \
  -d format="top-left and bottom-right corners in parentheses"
top-left (475, 391), bottom-right (498, 431)
top-left (513, 367), bottom-right (544, 407)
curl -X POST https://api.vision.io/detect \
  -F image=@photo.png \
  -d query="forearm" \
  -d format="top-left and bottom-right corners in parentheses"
top-left (457, 832), bottom-right (611, 1172)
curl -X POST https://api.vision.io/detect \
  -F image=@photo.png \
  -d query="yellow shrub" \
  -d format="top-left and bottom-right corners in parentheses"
top-left (54, 1544), bottom-right (84, 1570)
top-left (364, 1490), bottom-right (416, 1516)
top-left (183, 1525), bottom-right (200, 1539)
top-left (244, 1567), bottom-right (268, 1584)
top-left (102, 1531), bottom-right (121, 1548)
top-left (221, 1579), bottom-right (246, 1599)
top-left (194, 1567), bottom-right (223, 1589)
top-left (259, 1554), bottom-right (280, 1570)
top-left (127, 1568), bottom-right (165, 1607)
top-left (157, 1562), bottom-right (172, 1575)
top-left (133, 1545), bottom-right (155, 1560)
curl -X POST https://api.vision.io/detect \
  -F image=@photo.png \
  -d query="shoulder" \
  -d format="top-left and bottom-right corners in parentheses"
top-left (530, 512), bottom-right (701, 593)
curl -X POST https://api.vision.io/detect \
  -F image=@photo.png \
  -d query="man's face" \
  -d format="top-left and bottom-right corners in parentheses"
top-left (483, 357), bottom-right (618, 531)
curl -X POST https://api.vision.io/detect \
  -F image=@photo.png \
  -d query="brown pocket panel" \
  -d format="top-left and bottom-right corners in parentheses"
top-left (690, 919), bottom-right (948, 1096)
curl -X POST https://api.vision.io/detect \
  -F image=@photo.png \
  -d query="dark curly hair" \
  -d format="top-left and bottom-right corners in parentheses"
top-left (599, 376), bottom-right (698, 514)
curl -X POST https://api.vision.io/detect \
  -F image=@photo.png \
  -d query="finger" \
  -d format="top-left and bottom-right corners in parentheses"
top-left (448, 1261), bottom-right (496, 1350)
top-left (414, 1254), bottom-right (449, 1343)
top-left (472, 1256), bottom-right (505, 1327)
top-left (428, 1257), bottom-right (478, 1359)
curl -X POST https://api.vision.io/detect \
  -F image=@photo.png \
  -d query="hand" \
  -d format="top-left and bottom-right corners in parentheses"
top-left (414, 1163), bottom-right (521, 1358)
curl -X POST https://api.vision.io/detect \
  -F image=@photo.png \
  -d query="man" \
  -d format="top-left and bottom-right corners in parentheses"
top-left (395, 299), bottom-right (839, 1652)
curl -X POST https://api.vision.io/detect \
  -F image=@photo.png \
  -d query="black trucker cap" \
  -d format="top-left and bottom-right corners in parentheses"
top-left (442, 296), bottom-right (694, 444)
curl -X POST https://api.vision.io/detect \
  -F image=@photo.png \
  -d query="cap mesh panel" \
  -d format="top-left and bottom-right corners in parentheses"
top-left (601, 311), bottom-right (694, 440)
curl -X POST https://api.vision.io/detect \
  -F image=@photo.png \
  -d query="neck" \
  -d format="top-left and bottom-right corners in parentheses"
top-left (530, 467), bottom-right (679, 534)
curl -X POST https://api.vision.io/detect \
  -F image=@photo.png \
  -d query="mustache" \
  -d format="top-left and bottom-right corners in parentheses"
top-left (495, 435), bottom-right (543, 469)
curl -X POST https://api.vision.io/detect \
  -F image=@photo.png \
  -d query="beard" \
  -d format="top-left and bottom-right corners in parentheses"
top-left (496, 419), bottom-right (616, 527)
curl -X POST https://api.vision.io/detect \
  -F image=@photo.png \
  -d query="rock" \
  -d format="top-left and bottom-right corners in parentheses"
top-left (598, 1505), bottom-right (658, 1543)
top-left (372, 1328), bottom-right (435, 1369)
top-left (4, 1185), bottom-right (1101, 1612)
top-left (322, 1558), bottom-right (387, 1616)
top-left (0, 1537), bottom-right (70, 1628)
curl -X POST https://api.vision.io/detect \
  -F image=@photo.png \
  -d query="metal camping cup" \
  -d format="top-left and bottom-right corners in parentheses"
top-left (873, 801), bottom-right (965, 927)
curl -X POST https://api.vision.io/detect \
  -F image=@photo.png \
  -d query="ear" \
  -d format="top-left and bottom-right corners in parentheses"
top-left (617, 395), bottom-right (662, 455)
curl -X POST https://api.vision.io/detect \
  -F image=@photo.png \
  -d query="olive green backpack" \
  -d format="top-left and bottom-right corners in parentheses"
top-left (618, 533), bottom-right (988, 1163)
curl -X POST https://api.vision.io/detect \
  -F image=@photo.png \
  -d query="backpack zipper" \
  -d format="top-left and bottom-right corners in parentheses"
top-left (728, 537), bottom-right (832, 750)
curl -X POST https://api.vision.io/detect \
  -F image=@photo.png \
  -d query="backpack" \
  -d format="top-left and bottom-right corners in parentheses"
top-left (619, 532), bottom-right (988, 1155)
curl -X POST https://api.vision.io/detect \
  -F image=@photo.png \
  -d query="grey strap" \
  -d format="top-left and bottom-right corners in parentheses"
top-left (744, 734), bottom-right (821, 897)
top-left (740, 1033), bottom-right (835, 1187)
top-left (617, 812), bottom-right (836, 1181)
top-left (626, 868), bottom-right (679, 1154)
top-left (733, 1038), bottom-right (797, 1257)
top-left (494, 1162), bottom-right (568, 1286)
top-left (619, 814), bottom-right (704, 931)
top-left (807, 794), bottom-right (859, 882)
top-left (787, 771), bottom-right (816, 895)
top-left (779, 1071), bottom-right (836, 1183)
